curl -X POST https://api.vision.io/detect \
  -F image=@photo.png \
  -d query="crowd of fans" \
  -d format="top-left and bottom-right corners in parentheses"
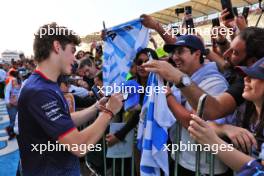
top-left (0, 4), bottom-right (264, 176)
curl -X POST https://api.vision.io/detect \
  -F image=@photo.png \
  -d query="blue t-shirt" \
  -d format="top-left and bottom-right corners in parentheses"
top-left (17, 71), bottom-right (80, 176)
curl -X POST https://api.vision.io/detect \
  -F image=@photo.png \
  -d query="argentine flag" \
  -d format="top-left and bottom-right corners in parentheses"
top-left (137, 73), bottom-right (176, 176)
top-left (103, 18), bottom-right (149, 90)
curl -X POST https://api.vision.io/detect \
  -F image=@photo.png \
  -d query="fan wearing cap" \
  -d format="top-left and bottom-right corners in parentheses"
top-left (142, 27), bottom-right (264, 151)
top-left (163, 35), bottom-right (205, 75)
top-left (158, 35), bottom-right (230, 175)
top-left (188, 57), bottom-right (264, 175)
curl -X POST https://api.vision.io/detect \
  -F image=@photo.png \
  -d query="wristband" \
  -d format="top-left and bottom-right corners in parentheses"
top-left (98, 105), bottom-right (114, 119)
top-left (101, 110), bottom-right (113, 119)
top-left (166, 92), bottom-right (173, 98)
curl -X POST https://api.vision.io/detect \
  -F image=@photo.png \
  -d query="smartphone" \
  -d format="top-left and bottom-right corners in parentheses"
top-left (212, 18), bottom-right (220, 27)
top-left (175, 8), bottom-right (184, 15)
top-left (197, 94), bottom-right (208, 118)
top-left (233, 7), bottom-right (238, 16)
top-left (221, 0), bottom-right (234, 20)
top-left (185, 6), bottom-right (192, 15)
top-left (91, 85), bottom-right (102, 100)
top-left (242, 7), bottom-right (249, 19)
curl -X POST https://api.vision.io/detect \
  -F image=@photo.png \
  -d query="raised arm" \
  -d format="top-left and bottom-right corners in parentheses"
top-left (140, 14), bottom-right (176, 44)
top-left (143, 60), bottom-right (237, 120)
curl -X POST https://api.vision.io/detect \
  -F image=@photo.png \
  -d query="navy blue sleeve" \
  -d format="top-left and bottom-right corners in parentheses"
top-left (28, 90), bottom-right (76, 140)
top-left (226, 75), bottom-right (245, 106)
top-left (237, 159), bottom-right (264, 176)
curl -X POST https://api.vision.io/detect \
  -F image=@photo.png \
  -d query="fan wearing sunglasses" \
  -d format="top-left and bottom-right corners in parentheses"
top-left (105, 48), bottom-right (159, 176)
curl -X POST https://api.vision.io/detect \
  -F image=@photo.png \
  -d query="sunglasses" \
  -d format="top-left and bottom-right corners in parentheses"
top-left (135, 59), bottom-right (148, 66)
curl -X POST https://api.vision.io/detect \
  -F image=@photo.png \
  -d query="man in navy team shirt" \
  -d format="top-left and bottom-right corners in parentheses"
top-left (17, 23), bottom-right (123, 176)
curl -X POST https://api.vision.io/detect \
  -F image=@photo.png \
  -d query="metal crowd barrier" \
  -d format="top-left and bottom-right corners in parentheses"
top-left (173, 122), bottom-right (215, 176)
top-left (103, 133), bottom-right (135, 176)
top-left (84, 94), bottom-right (218, 176)
top-left (85, 124), bottom-right (217, 176)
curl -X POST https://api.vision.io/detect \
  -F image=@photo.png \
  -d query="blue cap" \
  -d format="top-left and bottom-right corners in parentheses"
top-left (163, 35), bottom-right (205, 55)
top-left (123, 80), bottom-right (140, 111)
top-left (236, 57), bottom-right (264, 80)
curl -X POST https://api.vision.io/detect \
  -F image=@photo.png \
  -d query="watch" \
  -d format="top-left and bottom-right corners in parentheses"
top-left (175, 74), bottom-right (192, 88)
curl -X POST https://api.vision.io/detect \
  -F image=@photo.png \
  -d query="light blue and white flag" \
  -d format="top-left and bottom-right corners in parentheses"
top-left (103, 19), bottom-right (149, 91)
top-left (137, 73), bottom-right (176, 176)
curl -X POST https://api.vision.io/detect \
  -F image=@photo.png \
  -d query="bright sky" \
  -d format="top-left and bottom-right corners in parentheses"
top-left (0, 0), bottom-right (187, 56)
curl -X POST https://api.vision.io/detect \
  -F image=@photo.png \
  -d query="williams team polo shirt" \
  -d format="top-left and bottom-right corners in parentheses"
top-left (17, 70), bottom-right (80, 176)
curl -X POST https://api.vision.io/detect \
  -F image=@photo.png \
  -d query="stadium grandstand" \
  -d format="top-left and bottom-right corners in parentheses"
top-left (82, 0), bottom-right (264, 49)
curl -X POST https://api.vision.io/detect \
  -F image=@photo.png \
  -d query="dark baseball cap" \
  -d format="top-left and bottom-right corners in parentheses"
top-left (236, 57), bottom-right (264, 80)
top-left (163, 35), bottom-right (205, 55)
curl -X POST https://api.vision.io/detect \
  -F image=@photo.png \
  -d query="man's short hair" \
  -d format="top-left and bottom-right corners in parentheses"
top-left (78, 56), bottom-right (95, 69)
top-left (33, 22), bottom-right (81, 63)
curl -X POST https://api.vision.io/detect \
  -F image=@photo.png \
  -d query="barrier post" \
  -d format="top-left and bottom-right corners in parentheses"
top-left (174, 122), bottom-right (181, 176)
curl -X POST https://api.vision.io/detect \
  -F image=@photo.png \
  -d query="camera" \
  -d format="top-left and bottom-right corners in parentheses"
top-left (175, 8), bottom-right (184, 16)
top-left (175, 6), bottom-right (193, 16)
